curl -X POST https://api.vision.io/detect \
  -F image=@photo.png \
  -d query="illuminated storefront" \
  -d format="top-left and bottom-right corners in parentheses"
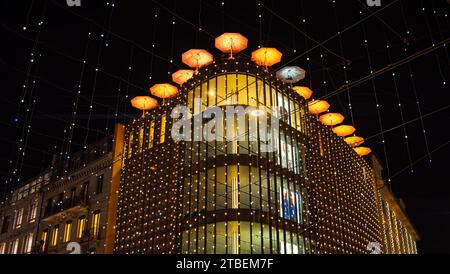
top-left (113, 54), bottom-right (418, 254)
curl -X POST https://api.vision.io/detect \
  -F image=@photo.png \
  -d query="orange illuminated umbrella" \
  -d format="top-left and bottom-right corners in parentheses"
top-left (172, 69), bottom-right (194, 86)
top-left (251, 47), bottom-right (282, 67)
top-left (333, 125), bottom-right (356, 137)
top-left (215, 33), bottom-right (248, 59)
top-left (308, 100), bottom-right (330, 115)
top-left (344, 136), bottom-right (365, 147)
top-left (354, 147), bottom-right (372, 156)
top-left (182, 49), bottom-right (213, 71)
top-left (292, 86), bottom-right (313, 100)
top-left (131, 96), bottom-right (158, 117)
top-left (319, 113), bottom-right (345, 126)
top-left (150, 83), bottom-right (179, 99)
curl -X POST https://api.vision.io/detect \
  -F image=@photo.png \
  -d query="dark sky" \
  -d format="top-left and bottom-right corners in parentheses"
top-left (0, 0), bottom-right (449, 254)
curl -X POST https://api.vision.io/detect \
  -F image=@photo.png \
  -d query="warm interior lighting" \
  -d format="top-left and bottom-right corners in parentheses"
top-left (251, 109), bottom-right (265, 117)
top-left (251, 47), bottom-right (282, 67)
top-left (208, 90), bottom-right (216, 97)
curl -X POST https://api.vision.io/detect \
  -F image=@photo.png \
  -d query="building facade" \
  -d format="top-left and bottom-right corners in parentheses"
top-left (112, 59), bottom-right (419, 254)
top-left (0, 171), bottom-right (51, 254)
top-left (371, 155), bottom-right (419, 254)
top-left (0, 60), bottom-right (419, 255)
top-left (37, 138), bottom-right (113, 254)
top-left (0, 137), bottom-right (118, 254)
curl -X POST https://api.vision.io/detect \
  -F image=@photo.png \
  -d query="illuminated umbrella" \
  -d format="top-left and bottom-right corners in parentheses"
top-left (172, 69), bottom-right (195, 86)
top-left (344, 136), bottom-right (365, 147)
top-left (276, 66), bottom-right (306, 84)
top-left (354, 147), bottom-right (372, 156)
top-left (215, 33), bottom-right (248, 59)
top-left (308, 100), bottom-right (330, 115)
top-left (182, 49), bottom-right (213, 71)
top-left (150, 83), bottom-right (179, 99)
top-left (319, 113), bottom-right (345, 126)
top-left (332, 125), bottom-right (356, 137)
top-left (251, 47), bottom-right (282, 67)
top-left (131, 96), bottom-right (158, 117)
top-left (292, 86), bottom-right (313, 100)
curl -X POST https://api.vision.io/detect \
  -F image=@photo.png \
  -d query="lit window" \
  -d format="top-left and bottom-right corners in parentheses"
top-left (10, 239), bottom-right (19, 254)
top-left (76, 216), bottom-right (87, 239)
top-left (63, 222), bottom-right (72, 243)
top-left (127, 133), bottom-right (134, 159)
top-left (23, 233), bottom-right (34, 254)
top-left (14, 208), bottom-right (24, 229)
top-left (139, 127), bottom-right (144, 152)
top-left (29, 203), bottom-right (37, 223)
top-left (148, 120), bottom-right (155, 149)
top-left (50, 225), bottom-right (59, 246)
top-left (279, 187), bottom-right (303, 224)
top-left (40, 230), bottom-right (48, 252)
top-left (91, 211), bottom-right (101, 238)
top-left (160, 114), bottom-right (167, 144)
top-left (0, 242), bottom-right (6, 254)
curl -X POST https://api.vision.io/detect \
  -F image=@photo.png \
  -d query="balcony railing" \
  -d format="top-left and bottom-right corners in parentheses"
top-left (43, 195), bottom-right (89, 219)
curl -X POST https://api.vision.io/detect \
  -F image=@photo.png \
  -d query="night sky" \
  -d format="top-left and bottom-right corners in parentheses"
top-left (0, 0), bottom-right (449, 254)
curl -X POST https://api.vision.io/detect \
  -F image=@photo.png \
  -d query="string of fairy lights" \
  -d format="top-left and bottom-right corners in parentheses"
top-left (420, 0), bottom-right (447, 87)
top-left (82, 2), bottom-right (113, 150)
top-left (382, 28), bottom-right (414, 174)
top-left (148, 9), bottom-right (159, 87)
top-left (8, 2), bottom-right (47, 188)
top-left (331, 0), bottom-right (355, 127)
top-left (0, 1), bottom-right (442, 192)
top-left (360, 16), bottom-right (392, 182)
top-left (1, 0), bottom-right (448, 255)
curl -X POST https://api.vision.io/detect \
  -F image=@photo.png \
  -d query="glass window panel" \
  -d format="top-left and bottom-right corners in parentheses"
top-left (208, 77), bottom-right (217, 107)
top-left (240, 222), bottom-right (251, 254)
top-left (227, 74), bottom-right (238, 105)
top-left (202, 80), bottom-right (208, 111)
top-left (237, 74), bottom-right (248, 105)
top-left (217, 75), bottom-right (227, 106)
top-left (216, 222), bottom-right (226, 254)
top-left (248, 79), bottom-right (257, 107)
top-left (206, 224), bottom-right (215, 254)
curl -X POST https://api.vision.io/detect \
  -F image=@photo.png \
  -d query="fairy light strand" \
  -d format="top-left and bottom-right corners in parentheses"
top-left (360, 15), bottom-right (392, 182)
top-left (399, 0), bottom-right (432, 163)
top-left (382, 28), bottom-right (414, 174)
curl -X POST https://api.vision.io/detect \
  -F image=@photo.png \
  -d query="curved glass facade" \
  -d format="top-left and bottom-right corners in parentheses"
top-left (114, 60), bottom-right (416, 254)
top-left (179, 66), bottom-right (312, 254)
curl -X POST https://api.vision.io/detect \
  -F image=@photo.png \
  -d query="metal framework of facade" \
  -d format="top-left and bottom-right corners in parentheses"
top-left (113, 58), bottom-right (418, 254)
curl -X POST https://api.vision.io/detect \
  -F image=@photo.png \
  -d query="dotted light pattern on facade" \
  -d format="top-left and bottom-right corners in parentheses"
top-left (113, 48), bottom-right (418, 254)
